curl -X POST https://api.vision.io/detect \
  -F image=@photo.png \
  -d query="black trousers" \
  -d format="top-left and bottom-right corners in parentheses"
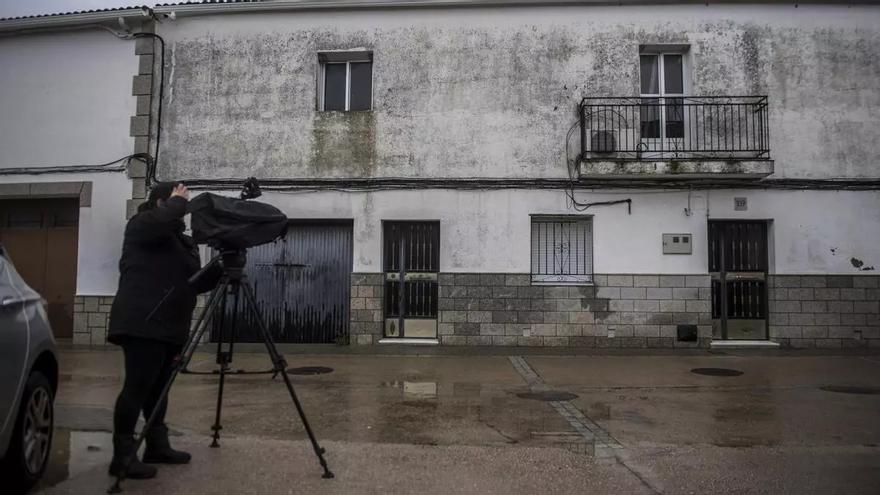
top-left (113, 337), bottom-right (183, 437)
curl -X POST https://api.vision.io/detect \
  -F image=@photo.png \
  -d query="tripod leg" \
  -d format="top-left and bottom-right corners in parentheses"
top-left (210, 282), bottom-right (240, 448)
top-left (240, 282), bottom-right (335, 479)
top-left (108, 280), bottom-right (228, 494)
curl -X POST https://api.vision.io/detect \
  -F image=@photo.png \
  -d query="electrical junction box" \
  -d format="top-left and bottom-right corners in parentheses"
top-left (663, 233), bottom-right (692, 254)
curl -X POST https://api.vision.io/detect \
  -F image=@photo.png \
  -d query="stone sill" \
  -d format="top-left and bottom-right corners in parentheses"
top-left (710, 340), bottom-right (780, 349)
top-left (579, 160), bottom-right (774, 179)
top-left (379, 338), bottom-right (439, 345)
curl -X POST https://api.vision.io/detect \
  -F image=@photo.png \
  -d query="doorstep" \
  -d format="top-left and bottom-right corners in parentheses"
top-left (378, 338), bottom-right (440, 345)
top-left (710, 340), bottom-right (780, 349)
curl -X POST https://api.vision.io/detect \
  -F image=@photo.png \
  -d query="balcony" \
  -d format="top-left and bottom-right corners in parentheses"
top-left (579, 96), bottom-right (773, 180)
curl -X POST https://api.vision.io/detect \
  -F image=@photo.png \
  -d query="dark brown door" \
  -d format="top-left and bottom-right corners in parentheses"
top-left (383, 221), bottom-right (440, 339)
top-left (0, 199), bottom-right (79, 338)
top-left (708, 220), bottom-right (769, 340)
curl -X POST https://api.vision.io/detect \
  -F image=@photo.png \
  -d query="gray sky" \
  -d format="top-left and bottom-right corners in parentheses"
top-left (0, 1), bottom-right (150, 18)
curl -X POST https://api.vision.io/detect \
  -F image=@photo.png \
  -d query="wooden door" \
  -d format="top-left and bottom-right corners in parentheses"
top-left (0, 199), bottom-right (79, 338)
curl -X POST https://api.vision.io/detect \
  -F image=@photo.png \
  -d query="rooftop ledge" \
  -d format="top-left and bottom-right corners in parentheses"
top-left (579, 160), bottom-right (774, 180)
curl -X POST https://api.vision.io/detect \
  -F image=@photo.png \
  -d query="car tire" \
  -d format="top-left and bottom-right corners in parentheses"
top-left (0, 370), bottom-right (54, 495)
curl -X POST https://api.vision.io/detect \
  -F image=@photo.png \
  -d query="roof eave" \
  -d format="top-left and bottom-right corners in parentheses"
top-left (0, 8), bottom-right (153, 34)
top-left (152, 0), bottom-right (880, 18)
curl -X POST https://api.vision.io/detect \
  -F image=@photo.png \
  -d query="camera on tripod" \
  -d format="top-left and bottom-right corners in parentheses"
top-left (110, 177), bottom-right (334, 493)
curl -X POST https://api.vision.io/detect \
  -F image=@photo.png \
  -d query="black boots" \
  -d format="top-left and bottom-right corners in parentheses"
top-left (143, 425), bottom-right (192, 465)
top-left (109, 435), bottom-right (158, 479)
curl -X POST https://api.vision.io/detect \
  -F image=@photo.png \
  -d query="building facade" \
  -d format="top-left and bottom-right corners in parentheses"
top-left (0, 7), bottom-right (155, 345)
top-left (2, 1), bottom-right (878, 349)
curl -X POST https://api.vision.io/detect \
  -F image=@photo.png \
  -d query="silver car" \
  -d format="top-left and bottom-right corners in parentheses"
top-left (0, 244), bottom-right (59, 494)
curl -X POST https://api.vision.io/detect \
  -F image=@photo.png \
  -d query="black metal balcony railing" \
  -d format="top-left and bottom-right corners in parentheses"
top-left (580, 96), bottom-right (770, 161)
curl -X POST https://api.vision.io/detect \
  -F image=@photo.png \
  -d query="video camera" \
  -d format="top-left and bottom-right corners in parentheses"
top-left (187, 178), bottom-right (288, 251)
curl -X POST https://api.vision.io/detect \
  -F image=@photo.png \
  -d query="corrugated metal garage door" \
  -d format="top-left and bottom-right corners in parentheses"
top-left (211, 221), bottom-right (353, 344)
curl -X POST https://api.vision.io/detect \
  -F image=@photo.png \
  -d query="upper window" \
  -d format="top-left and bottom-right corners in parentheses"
top-left (640, 52), bottom-right (685, 140)
top-left (318, 51), bottom-right (372, 112)
top-left (530, 216), bottom-right (593, 284)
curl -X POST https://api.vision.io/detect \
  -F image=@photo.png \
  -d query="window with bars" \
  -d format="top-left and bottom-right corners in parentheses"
top-left (318, 51), bottom-right (373, 112)
top-left (530, 216), bottom-right (593, 284)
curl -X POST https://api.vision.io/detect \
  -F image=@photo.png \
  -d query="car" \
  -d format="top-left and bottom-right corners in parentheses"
top-left (0, 244), bottom-right (59, 494)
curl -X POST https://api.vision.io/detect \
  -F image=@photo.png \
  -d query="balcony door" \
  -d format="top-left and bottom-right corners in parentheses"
top-left (640, 53), bottom-right (685, 156)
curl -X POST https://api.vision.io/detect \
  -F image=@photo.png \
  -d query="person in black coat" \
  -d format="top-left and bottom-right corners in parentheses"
top-left (107, 182), bottom-right (220, 479)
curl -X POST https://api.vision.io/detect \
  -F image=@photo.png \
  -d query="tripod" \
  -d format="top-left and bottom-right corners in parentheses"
top-left (109, 249), bottom-right (334, 493)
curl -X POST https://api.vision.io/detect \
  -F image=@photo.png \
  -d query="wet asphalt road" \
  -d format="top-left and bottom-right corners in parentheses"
top-left (35, 348), bottom-right (880, 494)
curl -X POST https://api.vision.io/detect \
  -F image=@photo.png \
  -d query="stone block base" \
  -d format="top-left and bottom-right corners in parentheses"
top-left (73, 295), bottom-right (113, 346)
top-left (350, 273), bottom-right (712, 348)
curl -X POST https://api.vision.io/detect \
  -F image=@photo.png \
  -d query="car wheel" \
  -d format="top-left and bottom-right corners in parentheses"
top-left (0, 370), bottom-right (54, 494)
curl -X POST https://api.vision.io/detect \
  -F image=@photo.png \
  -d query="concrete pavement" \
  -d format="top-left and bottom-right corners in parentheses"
top-left (35, 349), bottom-right (880, 494)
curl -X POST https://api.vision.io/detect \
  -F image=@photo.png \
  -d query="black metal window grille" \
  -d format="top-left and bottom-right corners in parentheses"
top-left (530, 216), bottom-right (593, 284)
top-left (580, 96), bottom-right (770, 161)
top-left (383, 221), bottom-right (439, 319)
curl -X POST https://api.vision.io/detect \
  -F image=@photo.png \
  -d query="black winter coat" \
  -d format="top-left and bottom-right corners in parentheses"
top-left (108, 196), bottom-right (220, 345)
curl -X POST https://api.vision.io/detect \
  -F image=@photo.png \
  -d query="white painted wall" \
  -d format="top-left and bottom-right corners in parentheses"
top-left (0, 29), bottom-right (138, 296)
top-left (0, 172), bottom-right (131, 295)
top-left (0, 30), bottom-right (137, 167)
top-left (243, 188), bottom-right (880, 275)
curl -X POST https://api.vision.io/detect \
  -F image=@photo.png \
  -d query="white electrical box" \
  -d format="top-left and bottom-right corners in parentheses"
top-left (663, 233), bottom-right (692, 254)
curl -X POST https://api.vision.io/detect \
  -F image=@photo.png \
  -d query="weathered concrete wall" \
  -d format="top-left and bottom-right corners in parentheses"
top-left (157, 4), bottom-right (880, 180)
top-left (221, 188), bottom-right (880, 276)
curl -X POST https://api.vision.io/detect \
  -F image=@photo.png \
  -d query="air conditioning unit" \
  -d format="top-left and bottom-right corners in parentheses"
top-left (590, 130), bottom-right (617, 154)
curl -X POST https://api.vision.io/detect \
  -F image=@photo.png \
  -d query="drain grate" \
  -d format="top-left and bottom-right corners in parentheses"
top-left (287, 366), bottom-right (334, 375)
top-left (820, 385), bottom-right (880, 395)
top-left (516, 391), bottom-right (579, 402)
top-left (691, 367), bottom-right (743, 377)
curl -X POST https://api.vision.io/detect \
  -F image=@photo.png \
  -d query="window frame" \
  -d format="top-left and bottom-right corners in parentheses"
top-left (317, 52), bottom-right (373, 112)
top-left (529, 215), bottom-right (594, 286)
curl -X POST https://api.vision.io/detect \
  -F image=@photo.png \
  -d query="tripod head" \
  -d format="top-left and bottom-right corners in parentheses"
top-left (188, 247), bottom-right (248, 286)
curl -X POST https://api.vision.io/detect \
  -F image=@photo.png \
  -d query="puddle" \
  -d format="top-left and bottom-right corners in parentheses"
top-left (691, 367), bottom-right (744, 377)
top-left (36, 428), bottom-right (112, 490)
top-left (820, 385), bottom-right (880, 395)
top-left (380, 380), bottom-right (438, 400)
top-left (287, 366), bottom-right (334, 376)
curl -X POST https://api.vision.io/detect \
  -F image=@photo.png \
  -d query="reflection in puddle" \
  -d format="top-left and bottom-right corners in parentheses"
top-left (38, 428), bottom-right (112, 490)
top-left (380, 381), bottom-right (438, 400)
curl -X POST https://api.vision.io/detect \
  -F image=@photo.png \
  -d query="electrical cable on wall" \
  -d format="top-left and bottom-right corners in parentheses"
top-left (0, 153), bottom-right (151, 176)
top-left (0, 21), bottom-right (163, 183)
top-left (98, 23), bottom-right (166, 184)
top-left (563, 116), bottom-right (632, 214)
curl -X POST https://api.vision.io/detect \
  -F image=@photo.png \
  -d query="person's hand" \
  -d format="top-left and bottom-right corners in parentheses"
top-left (170, 183), bottom-right (189, 200)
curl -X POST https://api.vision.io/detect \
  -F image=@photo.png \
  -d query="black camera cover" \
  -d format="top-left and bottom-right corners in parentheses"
top-left (188, 192), bottom-right (288, 249)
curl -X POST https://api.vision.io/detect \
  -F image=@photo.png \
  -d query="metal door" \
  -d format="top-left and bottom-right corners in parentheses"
top-left (383, 222), bottom-right (439, 339)
top-left (0, 199), bottom-right (79, 338)
top-left (708, 220), bottom-right (769, 340)
top-left (212, 221), bottom-right (353, 344)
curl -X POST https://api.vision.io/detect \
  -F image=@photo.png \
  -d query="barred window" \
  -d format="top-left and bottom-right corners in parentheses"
top-left (530, 216), bottom-right (593, 284)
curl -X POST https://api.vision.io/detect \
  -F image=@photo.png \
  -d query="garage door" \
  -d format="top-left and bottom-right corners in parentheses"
top-left (0, 199), bottom-right (79, 338)
top-left (211, 221), bottom-right (353, 344)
